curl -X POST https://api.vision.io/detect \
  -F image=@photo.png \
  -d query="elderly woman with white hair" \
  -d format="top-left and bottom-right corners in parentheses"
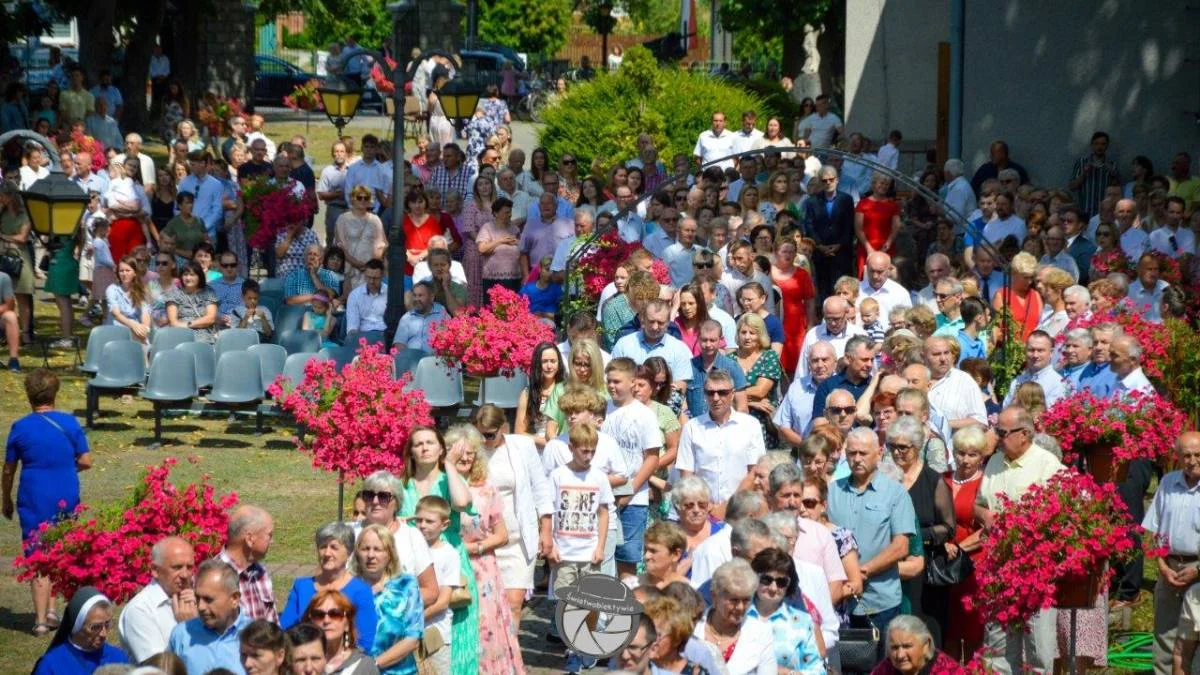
top-left (871, 614), bottom-right (963, 675)
top-left (355, 470), bottom-right (439, 607)
top-left (279, 522), bottom-right (379, 650)
top-left (694, 558), bottom-right (778, 674)
top-left (887, 415), bottom-right (954, 643)
top-left (943, 424), bottom-right (987, 661)
top-left (669, 474), bottom-right (723, 577)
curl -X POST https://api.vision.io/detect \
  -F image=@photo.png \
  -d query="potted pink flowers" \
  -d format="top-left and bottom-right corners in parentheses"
top-left (428, 285), bottom-right (556, 378)
top-left (967, 471), bottom-right (1138, 631)
top-left (1041, 390), bottom-right (1186, 481)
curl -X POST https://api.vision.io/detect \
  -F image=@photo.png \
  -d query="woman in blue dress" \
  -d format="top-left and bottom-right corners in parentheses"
top-left (3, 369), bottom-right (92, 636)
top-left (279, 522), bottom-right (378, 650)
top-left (354, 523), bottom-right (424, 675)
top-left (33, 586), bottom-right (129, 674)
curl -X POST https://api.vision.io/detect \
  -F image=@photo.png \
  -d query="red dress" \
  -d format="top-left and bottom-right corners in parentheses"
top-left (773, 266), bottom-right (815, 375)
top-left (402, 213), bottom-right (444, 275)
top-left (854, 197), bottom-right (900, 275)
top-left (944, 471), bottom-right (985, 659)
top-left (993, 286), bottom-right (1042, 341)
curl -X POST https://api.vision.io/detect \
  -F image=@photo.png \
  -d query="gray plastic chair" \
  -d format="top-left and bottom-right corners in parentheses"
top-left (175, 341), bottom-right (217, 390)
top-left (347, 330), bottom-right (386, 348)
top-left (411, 356), bottom-right (463, 408)
top-left (393, 349), bottom-right (428, 379)
top-left (208, 351), bottom-right (266, 433)
top-left (274, 304), bottom-right (309, 341)
top-left (149, 326), bottom-right (194, 362)
top-left (86, 340), bottom-right (148, 427)
top-left (318, 344), bottom-right (357, 369)
top-left (80, 325), bottom-right (132, 374)
top-left (215, 328), bottom-right (261, 361)
top-left (279, 352), bottom-right (318, 391)
top-left (474, 371), bottom-right (528, 409)
top-left (258, 277), bottom-right (285, 299)
top-left (248, 343), bottom-right (287, 393)
top-left (141, 349), bottom-right (198, 445)
top-left (279, 329), bottom-right (323, 356)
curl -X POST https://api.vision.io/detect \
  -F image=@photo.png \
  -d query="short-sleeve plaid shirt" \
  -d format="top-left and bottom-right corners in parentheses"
top-left (218, 549), bottom-right (277, 622)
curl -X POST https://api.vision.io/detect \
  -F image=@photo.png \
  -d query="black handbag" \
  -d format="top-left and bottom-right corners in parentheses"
top-left (925, 545), bottom-right (973, 587)
top-left (0, 248), bottom-right (22, 281)
top-left (839, 601), bottom-right (881, 674)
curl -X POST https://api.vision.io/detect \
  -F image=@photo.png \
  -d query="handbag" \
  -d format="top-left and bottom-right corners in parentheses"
top-left (925, 544), bottom-right (973, 587)
top-left (0, 248), bottom-right (22, 281)
top-left (838, 597), bottom-right (881, 674)
top-left (448, 573), bottom-right (471, 608)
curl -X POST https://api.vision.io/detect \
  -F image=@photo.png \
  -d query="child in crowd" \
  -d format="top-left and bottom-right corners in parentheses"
top-left (232, 279), bottom-right (274, 342)
top-left (544, 421), bottom-right (612, 674)
top-left (351, 490), bottom-right (369, 521)
top-left (302, 293), bottom-right (337, 348)
top-left (520, 255), bottom-right (563, 322)
top-left (833, 275), bottom-right (860, 325)
top-left (76, 194), bottom-right (102, 322)
top-left (87, 219), bottom-right (114, 326)
top-left (859, 297), bottom-right (885, 346)
top-left (413, 495), bottom-right (459, 675)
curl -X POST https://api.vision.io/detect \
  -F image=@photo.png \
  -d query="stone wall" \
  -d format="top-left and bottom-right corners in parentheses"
top-left (195, 0), bottom-right (255, 101)
top-left (396, 0), bottom-right (465, 60)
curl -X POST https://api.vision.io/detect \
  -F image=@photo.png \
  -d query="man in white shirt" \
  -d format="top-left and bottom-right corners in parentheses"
top-left (797, 94), bottom-right (843, 148)
top-left (496, 168), bottom-right (532, 228)
top-left (911, 253), bottom-right (951, 312)
top-left (840, 132), bottom-right (877, 197)
top-left (1109, 334), bottom-right (1155, 396)
top-left (1128, 252), bottom-right (1169, 323)
top-left (114, 133), bottom-right (156, 187)
top-left (601, 357), bottom-right (664, 575)
top-left (344, 260), bottom-right (388, 333)
top-left (1148, 196), bottom-right (1195, 259)
top-left (860, 251), bottom-right (912, 327)
top-left (925, 336), bottom-right (988, 432)
top-left (796, 296), bottom-right (866, 378)
top-left (1003, 331), bottom-right (1068, 407)
top-left (119, 537), bottom-right (197, 662)
top-left (676, 369), bottom-right (765, 504)
top-left (875, 130), bottom-right (902, 171)
top-left (1039, 226), bottom-right (1081, 281)
top-left (731, 110), bottom-right (765, 157)
top-left (689, 491), bottom-right (769, 590)
top-left (720, 240), bottom-right (774, 313)
top-left (550, 208), bottom-right (596, 283)
top-left (662, 216), bottom-right (705, 287)
top-left (942, 159), bottom-right (977, 227)
top-left (693, 111), bottom-right (737, 171)
top-left (1115, 198), bottom-right (1149, 263)
top-left (982, 191), bottom-right (1026, 245)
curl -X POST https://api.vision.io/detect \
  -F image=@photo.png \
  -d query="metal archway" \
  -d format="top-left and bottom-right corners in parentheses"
top-left (0, 130), bottom-right (64, 171)
top-left (562, 144), bottom-right (1010, 315)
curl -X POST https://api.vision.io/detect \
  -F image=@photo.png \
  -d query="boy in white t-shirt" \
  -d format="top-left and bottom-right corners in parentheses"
top-left (544, 422), bottom-right (613, 673)
top-left (413, 495), bottom-right (458, 675)
top-left (599, 357), bottom-right (663, 576)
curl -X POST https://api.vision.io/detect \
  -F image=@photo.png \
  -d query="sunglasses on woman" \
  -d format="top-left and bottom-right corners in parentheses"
top-left (308, 608), bottom-right (347, 620)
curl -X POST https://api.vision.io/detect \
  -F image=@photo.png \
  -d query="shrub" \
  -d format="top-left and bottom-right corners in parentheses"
top-left (538, 45), bottom-right (774, 177)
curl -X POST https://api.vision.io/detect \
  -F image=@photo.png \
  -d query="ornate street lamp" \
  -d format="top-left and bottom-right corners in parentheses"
top-left (20, 172), bottom-right (89, 245)
top-left (317, 78), bottom-right (364, 138)
top-left (437, 78), bottom-right (482, 128)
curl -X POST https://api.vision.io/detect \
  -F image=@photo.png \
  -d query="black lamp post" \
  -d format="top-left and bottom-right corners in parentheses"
top-left (317, 78), bottom-right (364, 138)
top-left (598, 1), bottom-right (615, 69)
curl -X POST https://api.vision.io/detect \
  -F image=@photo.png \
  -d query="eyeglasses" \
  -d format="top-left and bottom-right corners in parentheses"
top-left (704, 388), bottom-right (732, 398)
top-left (680, 501), bottom-right (710, 510)
top-left (888, 443), bottom-right (917, 454)
top-left (156, 259), bottom-right (172, 266)
top-left (827, 406), bottom-right (856, 416)
top-left (353, 195), bottom-right (372, 202)
top-left (308, 608), bottom-right (347, 620)
top-left (800, 498), bottom-right (820, 509)
top-left (361, 490), bottom-right (394, 503)
top-left (83, 620), bottom-right (112, 635)
top-left (561, 158), bottom-right (576, 165)
top-left (933, 293), bottom-right (953, 300)
top-left (759, 574), bottom-right (789, 589)
top-left (994, 427), bottom-right (1027, 439)
top-left (480, 429), bottom-right (500, 440)
top-left (694, 262), bottom-right (714, 269)
top-left (221, 262), bottom-right (237, 268)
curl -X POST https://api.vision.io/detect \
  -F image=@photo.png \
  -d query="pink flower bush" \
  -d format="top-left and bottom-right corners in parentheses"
top-left (1041, 390), bottom-right (1185, 466)
top-left (429, 285), bottom-right (555, 377)
top-left (1060, 300), bottom-right (1169, 378)
top-left (966, 471), bottom-right (1138, 631)
top-left (270, 341), bottom-right (434, 480)
top-left (241, 175), bottom-right (318, 250)
top-left (1090, 249), bottom-right (1130, 278)
top-left (14, 458), bottom-right (237, 604)
top-left (573, 231), bottom-right (672, 301)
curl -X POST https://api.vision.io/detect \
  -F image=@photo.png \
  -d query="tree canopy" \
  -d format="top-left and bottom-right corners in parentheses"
top-left (478, 0), bottom-right (573, 57)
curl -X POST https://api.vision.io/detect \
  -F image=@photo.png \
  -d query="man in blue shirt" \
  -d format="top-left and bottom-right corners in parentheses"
top-left (611, 299), bottom-right (694, 390)
top-left (393, 281), bottom-right (447, 352)
top-left (826, 427), bottom-right (917, 636)
top-left (686, 320), bottom-right (748, 416)
top-left (210, 251), bottom-right (245, 328)
top-left (955, 297), bottom-right (990, 364)
top-left (1079, 323), bottom-right (1120, 397)
top-left (169, 559), bottom-right (251, 674)
top-left (1058, 328), bottom-right (1093, 390)
top-left (775, 341), bottom-right (836, 446)
top-left (177, 151), bottom-right (225, 241)
top-left (811, 335), bottom-right (875, 422)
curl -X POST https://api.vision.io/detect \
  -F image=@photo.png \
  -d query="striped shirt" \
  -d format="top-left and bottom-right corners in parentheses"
top-left (1070, 155), bottom-right (1120, 217)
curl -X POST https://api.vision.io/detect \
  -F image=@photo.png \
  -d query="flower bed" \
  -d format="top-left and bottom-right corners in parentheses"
top-left (14, 458), bottom-right (237, 604)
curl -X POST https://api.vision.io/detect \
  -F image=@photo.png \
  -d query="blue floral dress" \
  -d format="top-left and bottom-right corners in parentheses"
top-left (747, 601), bottom-right (826, 675)
top-left (370, 574), bottom-right (424, 675)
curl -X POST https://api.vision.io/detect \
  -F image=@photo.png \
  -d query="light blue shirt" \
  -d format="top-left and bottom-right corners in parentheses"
top-left (827, 471), bottom-right (917, 614)
top-left (615, 213), bottom-right (646, 243)
top-left (73, 171), bottom-right (109, 196)
top-left (394, 303), bottom-right (447, 352)
top-left (177, 173), bottom-right (225, 239)
top-left (773, 375), bottom-right (820, 437)
top-left (168, 611), bottom-right (251, 675)
top-left (1003, 364), bottom-right (1068, 407)
top-left (955, 330), bottom-right (987, 364)
top-left (525, 195), bottom-right (574, 226)
top-left (1143, 470), bottom-right (1200, 556)
top-left (1080, 362), bottom-right (1118, 398)
top-left (209, 277), bottom-right (245, 318)
top-left (1058, 362), bottom-right (1088, 390)
top-left (686, 352), bottom-right (748, 419)
top-left (611, 332), bottom-right (695, 382)
top-left (746, 600), bottom-right (826, 675)
top-left (662, 241), bottom-right (702, 287)
top-left (345, 283), bottom-right (389, 333)
top-left (344, 159), bottom-right (392, 210)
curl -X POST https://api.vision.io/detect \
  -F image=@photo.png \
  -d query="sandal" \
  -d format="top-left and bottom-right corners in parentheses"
top-left (45, 611), bottom-right (60, 629)
top-left (32, 622), bottom-right (52, 637)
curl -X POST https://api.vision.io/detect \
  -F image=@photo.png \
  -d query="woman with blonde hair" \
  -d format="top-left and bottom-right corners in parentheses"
top-left (1036, 266), bottom-right (1074, 338)
top-left (993, 251), bottom-right (1042, 340)
top-left (444, 424), bottom-right (526, 674)
top-left (353, 524), bottom-right (423, 675)
top-left (735, 312), bottom-right (784, 448)
top-left (175, 119), bottom-right (205, 152)
top-left (567, 337), bottom-right (607, 396)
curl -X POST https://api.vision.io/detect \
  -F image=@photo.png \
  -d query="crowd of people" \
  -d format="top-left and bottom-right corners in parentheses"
top-left (3, 50), bottom-right (1200, 675)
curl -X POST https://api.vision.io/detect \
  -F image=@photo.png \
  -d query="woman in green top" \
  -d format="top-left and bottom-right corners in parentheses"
top-left (43, 229), bottom-right (79, 349)
top-left (514, 342), bottom-right (565, 450)
top-left (735, 312), bottom-right (783, 449)
top-left (161, 191), bottom-right (207, 258)
top-left (398, 426), bottom-right (479, 674)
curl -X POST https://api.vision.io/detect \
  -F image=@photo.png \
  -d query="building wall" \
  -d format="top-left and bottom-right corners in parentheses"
top-left (844, 0), bottom-right (1200, 186)
top-left (196, 0), bottom-right (256, 102)
top-left (844, 0), bottom-right (947, 145)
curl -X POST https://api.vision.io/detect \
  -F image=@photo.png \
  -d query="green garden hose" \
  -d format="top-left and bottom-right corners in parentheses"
top-left (1108, 632), bottom-right (1155, 671)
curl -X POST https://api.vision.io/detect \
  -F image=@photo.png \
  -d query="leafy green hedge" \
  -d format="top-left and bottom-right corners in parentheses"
top-left (538, 46), bottom-right (774, 176)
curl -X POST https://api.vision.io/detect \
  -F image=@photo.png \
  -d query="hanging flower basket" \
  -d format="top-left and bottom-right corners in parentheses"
top-left (1054, 566), bottom-right (1105, 609)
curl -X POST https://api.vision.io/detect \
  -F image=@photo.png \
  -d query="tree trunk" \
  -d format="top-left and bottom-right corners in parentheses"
top-left (121, 0), bottom-right (169, 136)
top-left (779, 26), bottom-right (806, 85)
top-left (76, 0), bottom-right (117, 82)
top-left (816, 20), bottom-right (845, 108)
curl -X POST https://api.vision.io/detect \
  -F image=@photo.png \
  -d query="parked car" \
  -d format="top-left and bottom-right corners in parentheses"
top-left (254, 54), bottom-right (318, 107)
top-left (458, 49), bottom-right (521, 90)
